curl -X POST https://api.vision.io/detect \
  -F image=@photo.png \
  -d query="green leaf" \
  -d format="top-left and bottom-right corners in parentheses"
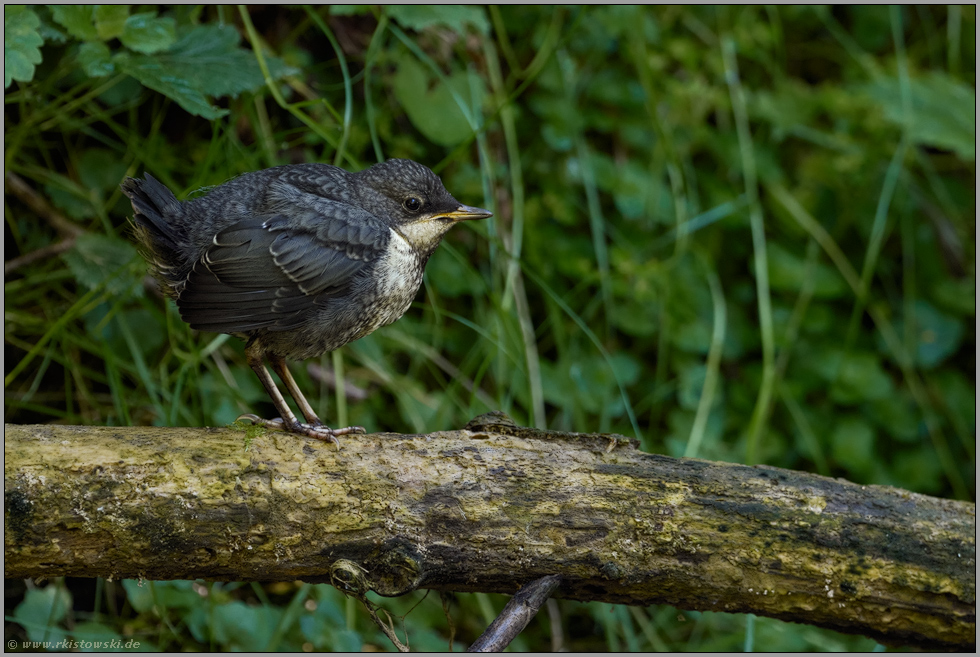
top-left (94, 4), bottom-right (129, 40)
top-left (610, 302), bottom-right (658, 337)
top-left (5, 6), bottom-right (44, 88)
top-left (121, 580), bottom-right (154, 614)
top-left (866, 393), bottom-right (920, 443)
top-left (678, 363), bottom-right (707, 411)
top-left (831, 416), bottom-right (876, 475)
top-left (931, 370), bottom-right (975, 436)
top-left (152, 580), bottom-right (204, 610)
top-left (62, 233), bottom-right (143, 297)
top-left (897, 300), bottom-right (964, 369)
top-left (213, 601), bottom-right (281, 650)
top-left (116, 24), bottom-right (296, 119)
top-left (862, 72), bottom-right (976, 161)
top-left (161, 24), bottom-right (294, 97)
top-left (386, 5), bottom-right (489, 35)
top-left (892, 448), bottom-right (943, 495)
top-left (426, 247), bottom-right (483, 298)
top-left (931, 276), bottom-right (975, 317)
top-left (541, 353), bottom-right (639, 414)
top-left (829, 352), bottom-right (893, 404)
top-left (120, 12), bottom-right (176, 54)
top-left (71, 621), bottom-right (122, 650)
top-left (45, 181), bottom-right (94, 220)
top-left (36, 11), bottom-right (68, 44)
top-left (329, 5), bottom-right (371, 16)
top-left (115, 51), bottom-right (228, 120)
top-left (49, 5), bottom-right (98, 41)
top-left (77, 41), bottom-right (115, 77)
top-left (392, 56), bottom-right (483, 147)
top-left (750, 81), bottom-right (818, 138)
top-left (767, 243), bottom-right (846, 299)
top-left (13, 585), bottom-right (72, 643)
top-left (78, 148), bottom-right (129, 192)
top-left (331, 629), bottom-right (364, 652)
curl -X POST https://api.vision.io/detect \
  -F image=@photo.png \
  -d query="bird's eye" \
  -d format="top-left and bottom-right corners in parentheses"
top-left (403, 197), bottom-right (422, 212)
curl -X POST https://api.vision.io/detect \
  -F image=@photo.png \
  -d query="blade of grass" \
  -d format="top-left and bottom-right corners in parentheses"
top-left (650, 195), bottom-right (749, 253)
top-left (947, 5), bottom-right (962, 75)
top-left (332, 350), bottom-right (349, 429)
top-left (842, 8), bottom-right (913, 352)
top-left (769, 183), bottom-right (969, 500)
top-left (685, 257), bottom-right (726, 458)
top-left (744, 613), bottom-right (756, 652)
top-left (5, 281), bottom-right (111, 387)
top-left (305, 7), bottom-right (353, 166)
top-left (387, 23), bottom-right (482, 134)
top-left (264, 583), bottom-right (311, 651)
top-left (237, 6), bottom-right (343, 156)
top-left (780, 387), bottom-right (830, 476)
top-left (523, 266), bottom-right (644, 442)
top-left (560, 49), bottom-right (613, 340)
top-left (363, 13), bottom-right (390, 164)
top-left (114, 310), bottom-right (166, 420)
top-left (434, 7), bottom-right (572, 174)
top-left (722, 36), bottom-right (775, 466)
top-left (483, 37), bottom-right (544, 428)
top-left (630, 23), bottom-right (691, 257)
top-left (628, 607), bottom-right (670, 652)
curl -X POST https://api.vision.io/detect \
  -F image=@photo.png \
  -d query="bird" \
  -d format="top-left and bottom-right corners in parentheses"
top-left (120, 159), bottom-right (492, 444)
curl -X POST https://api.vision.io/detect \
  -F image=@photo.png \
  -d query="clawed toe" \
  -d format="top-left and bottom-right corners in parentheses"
top-left (237, 413), bottom-right (284, 429)
top-left (236, 413), bottom-right (364, 447)
top-left (328, 425), bottom-right (366, 437)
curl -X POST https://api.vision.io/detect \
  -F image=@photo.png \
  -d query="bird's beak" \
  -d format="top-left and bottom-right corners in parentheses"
top-left (436, 205), bottom-right (493, 222)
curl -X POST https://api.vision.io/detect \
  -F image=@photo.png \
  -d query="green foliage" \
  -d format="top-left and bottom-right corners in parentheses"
top-left (4, 4), bottom-right (975, 653)
top-left (4, 6), bottom-right (44, 87)
top-left (862, 72), bottom-right (976, 160)
top-left (387, 4), bottom-right (490, 35)
top-left (393, 56), bottom-right (485, 147)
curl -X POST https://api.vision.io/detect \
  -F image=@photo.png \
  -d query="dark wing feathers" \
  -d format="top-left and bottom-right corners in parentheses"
top-left (177, 213), bottom-right (389, 334)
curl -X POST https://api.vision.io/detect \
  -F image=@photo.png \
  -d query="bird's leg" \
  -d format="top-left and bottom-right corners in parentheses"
top-left (266, 354), bottom-right (322, 425)
top-left (238, 339), bottom-right (364, 445)
top-left (266, 353), bottom-right (364, 437)
top-left (241, 339), bottom-right (324, 441)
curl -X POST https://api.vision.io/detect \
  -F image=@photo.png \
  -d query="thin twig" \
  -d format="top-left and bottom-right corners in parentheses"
top-left (5, 171), bottom-right (86, 274)
top-left (469, 575), bottom-right (562, 652)
top-left (5, 171), bottom-right (85, 237)
top-left (4, 238), bottom-right (77, 275)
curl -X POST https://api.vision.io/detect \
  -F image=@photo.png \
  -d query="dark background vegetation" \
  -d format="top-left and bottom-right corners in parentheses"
top-left (4, 4), bottom-right (975, 652)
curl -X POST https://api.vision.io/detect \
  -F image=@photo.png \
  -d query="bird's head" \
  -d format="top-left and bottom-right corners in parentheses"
top-left (353, 159), bottom-right (492, 254)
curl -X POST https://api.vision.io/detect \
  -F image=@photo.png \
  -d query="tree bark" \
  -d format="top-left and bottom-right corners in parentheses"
top-left (4, 415), bottom-right (975, 651)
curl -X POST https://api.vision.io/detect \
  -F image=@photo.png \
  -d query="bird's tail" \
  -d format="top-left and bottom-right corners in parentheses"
top-left (120, 173), bottom-right (185, 296)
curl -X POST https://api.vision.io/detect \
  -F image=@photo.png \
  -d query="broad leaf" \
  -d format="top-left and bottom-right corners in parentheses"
top-left (116, 24), bottom-right (295, 119)
top-left (5, 6), bottom-right (43, 88)
top-left (393, 56), bottom-right (483, 147)
top-left (387, 5), bottom-right (489, 34)
top-left (120, 12), bottom-right (177, 54)
top-left (94, 4), bottom-right (128, 40)
top-left (862, 72), bottom-right (976, 161)
top-left (49, 4), bottom-right (97, 41)
top-left (77, 41), bottom-right (114, 77)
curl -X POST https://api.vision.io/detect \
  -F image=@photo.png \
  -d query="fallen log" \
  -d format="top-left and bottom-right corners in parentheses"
top-left (4, 414), bottom-right (974, 650)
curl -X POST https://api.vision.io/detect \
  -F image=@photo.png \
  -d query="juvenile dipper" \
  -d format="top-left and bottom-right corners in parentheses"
top-left (120, 160), bottom-right (491, 444)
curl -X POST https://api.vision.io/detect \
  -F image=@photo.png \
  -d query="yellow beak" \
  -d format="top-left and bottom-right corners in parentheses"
top-left (435, 205), bottom-right (493, 222)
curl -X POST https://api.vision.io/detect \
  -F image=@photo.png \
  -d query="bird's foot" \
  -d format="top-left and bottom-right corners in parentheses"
top-left (237, 414), bottom-right (365, 447)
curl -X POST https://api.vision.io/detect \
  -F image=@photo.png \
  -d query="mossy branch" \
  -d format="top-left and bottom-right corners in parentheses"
top-left (4, 415), bottom-right (974, 651)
